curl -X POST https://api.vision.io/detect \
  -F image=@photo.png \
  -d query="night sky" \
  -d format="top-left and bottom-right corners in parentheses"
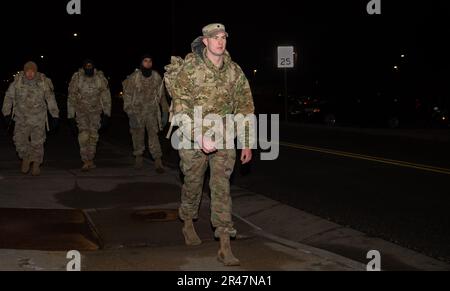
top-left (0, 0), bottom-right (449, 109)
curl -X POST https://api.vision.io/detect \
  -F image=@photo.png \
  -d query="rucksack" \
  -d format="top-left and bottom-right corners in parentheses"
top-left (163, 56), bottom-right (185, 139)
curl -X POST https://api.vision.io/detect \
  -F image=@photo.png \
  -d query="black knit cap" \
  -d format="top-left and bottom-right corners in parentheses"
top-left (83, 59), bottom-right (95, 67)
top-left (140, 54), bottom-right (153, 62)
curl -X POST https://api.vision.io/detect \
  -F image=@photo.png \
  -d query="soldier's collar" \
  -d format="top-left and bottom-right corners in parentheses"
top-left (79, 68), bottom-right (97, 77)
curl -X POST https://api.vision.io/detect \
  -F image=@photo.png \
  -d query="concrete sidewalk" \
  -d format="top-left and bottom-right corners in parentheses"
top-left (0, 126), bottom-right (449, 271)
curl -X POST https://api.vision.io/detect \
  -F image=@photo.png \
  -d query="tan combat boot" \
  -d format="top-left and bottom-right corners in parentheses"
top-left (217, 233), bottom-right (240, 266)
top-left (21, 159), bottom-right (31, 174)
top-left (155, 158), bottom-right (165, 174)
top-left (81, 160), bottom-right (96, 172)
top-left (81, 161), bottom-right (90, 172)
top-left (135, 155), bottom-right (144, 169)
top-left (31, 162), bottom-right (41, 176)
top-left (182, 220), bottom-right (202, 246)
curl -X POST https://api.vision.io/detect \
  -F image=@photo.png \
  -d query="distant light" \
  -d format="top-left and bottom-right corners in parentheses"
top-left (253, 69), bottom-right (257, 74)
top-left (40, 55), bottom-right (44, 59)
top-left (401, 54), bottom-right (405, 58)
top-left (393, 65), bottom-right (399, 70)
top-left (443, 117), bottom-right (447, 121)
top-left (73, 33), bottom-right (78, 37)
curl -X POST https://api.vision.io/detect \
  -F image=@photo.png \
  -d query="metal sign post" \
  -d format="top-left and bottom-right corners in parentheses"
top-left (277, 46), bottom-right (295, 122)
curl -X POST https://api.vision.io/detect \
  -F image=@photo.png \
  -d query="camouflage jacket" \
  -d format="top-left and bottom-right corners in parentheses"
top-left (68, 69), bottom-right (112, 118)
top-left (166, 43), bottom-right (255, 146)
top-left (122, 69), bottom-right (169, 116)
top-left (2, 72), bottom-right (59, 125)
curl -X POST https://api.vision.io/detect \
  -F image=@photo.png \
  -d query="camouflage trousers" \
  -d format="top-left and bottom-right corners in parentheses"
top-left (76, 112), bottom-right (101, 162)
top-left (129, 113), bottom-right (162, 160)
top-left (13, 119), bottom-right (46, 164)
top-left (178, 149), bottom-right (237, 238)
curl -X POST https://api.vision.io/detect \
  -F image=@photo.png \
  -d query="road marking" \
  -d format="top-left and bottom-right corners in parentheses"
top-left (280, 142), bottom-right (450, 175)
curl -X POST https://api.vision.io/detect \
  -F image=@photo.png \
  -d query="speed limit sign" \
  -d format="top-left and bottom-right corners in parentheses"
top-left (277, 46), bottom-right (295, 68)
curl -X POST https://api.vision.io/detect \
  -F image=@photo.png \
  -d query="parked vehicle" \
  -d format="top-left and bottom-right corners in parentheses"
top-left (288, 93), bottom-right (449, 129)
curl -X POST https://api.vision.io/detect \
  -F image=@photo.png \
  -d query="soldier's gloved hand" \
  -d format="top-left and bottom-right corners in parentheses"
top-left (68, 118), bottom-right (78, 133)
top-left (161, 112), bottom-right (169, 128)
top-left (101, 114), bottom-right (110, 129)
top-left (3, 115), bottom-right (13, 127)
top-left (50, 117), bottom-right (60, 132)
top-left (3, 115), bottom-right (14, 136)
top-left (129, 114), bottom-right (139, 129)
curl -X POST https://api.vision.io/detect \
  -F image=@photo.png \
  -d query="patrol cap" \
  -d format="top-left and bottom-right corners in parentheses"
top-left (23, 61), bottom-right (38, 73)
top-left (202, 23), bottom-right (228, 38)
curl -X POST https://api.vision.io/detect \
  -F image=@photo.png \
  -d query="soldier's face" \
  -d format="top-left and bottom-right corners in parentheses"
top-left (203, 32), bottom-right (227, 57)
top-left (25, 70), bottom-right (36, 80)
top-left (84, 63), bottom-right (94, 70)
top-left (142, 58), bottom-right (153, 69)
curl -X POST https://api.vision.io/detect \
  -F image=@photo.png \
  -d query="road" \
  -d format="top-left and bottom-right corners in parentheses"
top-left (230, 123), bottom-right (450, 263)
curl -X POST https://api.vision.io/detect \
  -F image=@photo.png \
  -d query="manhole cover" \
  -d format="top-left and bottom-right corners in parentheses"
top-left (0, 208), bottom-right (102, 251)
top-left (132, 209), bottom-right (178, 222)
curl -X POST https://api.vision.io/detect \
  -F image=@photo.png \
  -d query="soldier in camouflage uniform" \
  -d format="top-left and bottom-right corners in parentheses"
top-left (122, 55), bottom-right (169, 173)
top-left (165, 23), bottom-right (255, 266)
top-left (68, 60), bottom-right (111, 171)
top-left (2, 61), bottom-right (59, 176)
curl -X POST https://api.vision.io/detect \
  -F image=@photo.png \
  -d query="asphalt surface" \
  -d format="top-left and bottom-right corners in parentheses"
top-left (230, 123), bottom-right (450, 263)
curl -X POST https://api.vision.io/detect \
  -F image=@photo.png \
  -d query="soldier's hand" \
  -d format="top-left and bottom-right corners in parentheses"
top-left (68, 118), bottom-right (78, 134)
top-left (50, 117), bottom-right (60, 132)
top-left (161, 112), bottom-right (169, 128)
top-left (241, 148), bottom-right (252, 164)
top-left (3, 115), bottom-right (12, 126)
top-left (3, 115), bottom-right (14, 136)
top-left (101, 114), bottom-right (110, 129)
top-left (197, 135), bottom-right (217, 154)
top-left (129, 114), bottom-right (139, 129)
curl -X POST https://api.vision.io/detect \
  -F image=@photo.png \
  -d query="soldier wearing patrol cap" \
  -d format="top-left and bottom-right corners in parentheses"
top-left (202, 23), bottom-right (229, 38)
top-left (165, 23), bottom-right (255, 266)
top-left (2, 61), bottom-right (59, 176)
